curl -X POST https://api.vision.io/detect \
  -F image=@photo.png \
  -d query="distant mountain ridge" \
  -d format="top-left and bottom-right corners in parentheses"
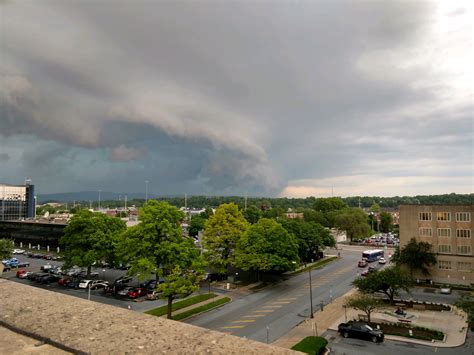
top-left (37, 191), bottom-right (164, 204)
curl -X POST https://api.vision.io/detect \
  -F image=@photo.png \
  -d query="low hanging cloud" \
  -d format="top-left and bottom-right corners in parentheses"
top-left (0, 1), bottom-right (471, 196)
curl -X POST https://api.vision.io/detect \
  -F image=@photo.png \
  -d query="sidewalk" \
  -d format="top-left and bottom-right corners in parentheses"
top-left (273, 288), bottom-right (469, 349)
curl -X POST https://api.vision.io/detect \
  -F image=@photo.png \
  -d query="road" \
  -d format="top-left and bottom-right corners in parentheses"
top-left (326, 329), bottom-right (474, 355)
top-left (187, 248), bottom-right (363, 343)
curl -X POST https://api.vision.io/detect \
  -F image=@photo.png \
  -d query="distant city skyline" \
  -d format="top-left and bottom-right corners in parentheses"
top-left (1, 1), bottom-right (472, 197)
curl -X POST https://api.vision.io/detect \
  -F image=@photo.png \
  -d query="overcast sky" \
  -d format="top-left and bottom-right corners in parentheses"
top-left (0, 1), bottom-right (472, 197)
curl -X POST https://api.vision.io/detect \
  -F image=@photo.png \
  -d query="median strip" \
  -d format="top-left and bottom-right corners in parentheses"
top-left (145, 293), bottom-right (217, 317)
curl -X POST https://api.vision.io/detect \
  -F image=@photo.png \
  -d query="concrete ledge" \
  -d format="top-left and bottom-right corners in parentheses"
top-left (0, 279), bottom-right (294, 354)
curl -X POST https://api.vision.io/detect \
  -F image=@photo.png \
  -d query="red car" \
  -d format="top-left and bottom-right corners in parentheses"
top-left (16, 269), bottom-right (28, 278)
top-left (127, 287), bottom-right (147, 299)
top-left (57, 277), bottom-right (71, 286)
top-left (358, 260), bottom-right (368, 267)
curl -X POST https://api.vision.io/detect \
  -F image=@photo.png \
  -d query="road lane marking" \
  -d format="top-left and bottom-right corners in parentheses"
top-left (263, 305), bottom-right (283, 308)
top-left (269, 301), bottom-right (291, 304)
top-left (222, 325), bottom-right (246, 329)
top-left (277, 298), bottom-right (297, 301)
top-left (232, 320), bottom-right (256, 323)
top-left (243, 314), bottom-right (266, 317)
top-left (254, 309), bottom-right (275, 313)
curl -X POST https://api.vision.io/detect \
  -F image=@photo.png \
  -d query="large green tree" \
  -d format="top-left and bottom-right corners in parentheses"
top-left (379, 211), bottom-right (392, 233)
top-left (202, 203), bottom-right (249, 273)
top-left (188, 215), bottom-right (206, 237)
top-left (0, 239), bottom-right (13, 260)
top-left (353, 266), bottom-right (413, 303)
top-left (346, 293), bottom-right (382, 323)
top-left (243, 205), bottom-right (262, 224)
top-left (60, 210), bottom-right (126, 277)
top-left (334, 208), bottom-right (371, 242)
top-left (235, 218), bottom-right (299, 275)
top-left (396, 238), bottom-right (437, 276)
top-left (313, 198), bottom-right (347, 213)
top-left (118, 200), bottom-right (203, 318)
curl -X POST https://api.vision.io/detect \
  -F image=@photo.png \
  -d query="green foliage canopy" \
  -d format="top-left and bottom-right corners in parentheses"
top-left (345, 293), bottom-right (382, 322)
top-left (334, 208), bottom-right (371, 241)
top-left (235, 218), bottom-right (299, 273)
top-left (396, 238), bottom-right (437, 276)
top-left (0, 239), bottom-right (13, 260)
top-left (60, 210), bottom-right (126, 275)
top-left (202, 203), bottom-right (249, 272)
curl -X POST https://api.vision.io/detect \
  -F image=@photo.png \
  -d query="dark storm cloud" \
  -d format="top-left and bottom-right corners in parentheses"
top-left (0, 1), bottom-right (471, 195)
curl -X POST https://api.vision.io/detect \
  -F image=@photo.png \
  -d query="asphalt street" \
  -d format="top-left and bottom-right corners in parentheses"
top-left (326, 329), bottom-right (474, 355)
top-left (187, 248), bottom-right (364, 343)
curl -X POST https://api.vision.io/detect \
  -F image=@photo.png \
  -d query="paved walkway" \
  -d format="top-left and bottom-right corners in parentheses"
top-left (273, 288), bottom-right (469, 349)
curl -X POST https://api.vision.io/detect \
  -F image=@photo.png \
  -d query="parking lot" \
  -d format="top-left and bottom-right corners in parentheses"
top-left (2, 253), bottom-right (169, 313)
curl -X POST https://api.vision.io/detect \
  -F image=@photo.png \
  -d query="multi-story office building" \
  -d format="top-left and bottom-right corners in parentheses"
top-left (0, 182), bottom-right (35, 221)
top-left (399, 204), bottom-right (473, 285)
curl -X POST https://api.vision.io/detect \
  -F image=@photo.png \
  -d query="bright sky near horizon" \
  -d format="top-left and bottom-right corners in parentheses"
top-left (0, 1), bottom-right (472, 197)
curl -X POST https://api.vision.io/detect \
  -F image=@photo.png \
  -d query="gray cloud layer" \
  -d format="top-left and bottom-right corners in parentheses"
top-left (0, 1), bottom-right (472, 196)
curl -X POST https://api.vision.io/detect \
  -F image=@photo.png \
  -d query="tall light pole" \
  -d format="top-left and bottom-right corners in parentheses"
top-left (308, 262), bottom-right (314, 319)
top-left (145, 180), bottom-right (149, 203)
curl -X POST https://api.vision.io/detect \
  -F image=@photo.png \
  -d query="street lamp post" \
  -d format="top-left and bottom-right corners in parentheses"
top-left (98, 190), bottom-right (101, 211)
top-left (308, 266), bottom-right (314, 319)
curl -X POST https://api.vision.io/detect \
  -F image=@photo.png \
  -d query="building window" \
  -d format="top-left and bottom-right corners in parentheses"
top-left (457, 245), bottom-right (472, 255)
top-left (419, 228), bottom-right (432, 237)
top-left (437, 212), bottom-right (451, 221)
top-left (457, 262), bottom-right (472, 272)
top-left (419, 212), bottom-right (432, 221)
top-left (456, 212), bottom-right (471, 222)
top-left (438, 245), bottom-right (451, 254)
top-left (438, 260), bottom-right (452, 270)
top-left (456, 229), bottom-right (471, 238)
top-left (437, 228), bottom-right (451, 237)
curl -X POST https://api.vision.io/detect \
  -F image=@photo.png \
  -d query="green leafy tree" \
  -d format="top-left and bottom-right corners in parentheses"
top-left (60, 210), bottom-right (126, 277)
top-left (370, 203), bottom-right (381, 213)
top-left (117, 200), bottom-right (204, 318)
top-left (345, 293), bottom-right (382, 322)
top-left (243, 205), bottom-right (262, 224)
top-left (313, 198), bottom-right (347, 213)
top-left (303, 209), bottom-right (327, 226)
top-left (202, 203), bottom-right (249, 273)
top-left (353, 266), bottom-right (413, 303)
top-left (262, 207), bottom-right (285, 219)
top-left (200, 207), bottom-right (214, 219)
top-left (188, 215), bottom-right (206, 237)
top-left (397, 238), bottom-right (437, 276)
top-left (334, 208), bottom-right (371, 242)
top-left (157, 265), bottom-right (203, 319)
top-left (235, 218), bottom-right (299, 275)
top-left (0, 239), bottom-right (13, 260)
top-left (379, 212), bottom-right (392, 233)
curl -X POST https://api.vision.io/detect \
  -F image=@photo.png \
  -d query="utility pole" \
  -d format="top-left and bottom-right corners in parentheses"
top-left (145, 180), bottom-right (149, 203)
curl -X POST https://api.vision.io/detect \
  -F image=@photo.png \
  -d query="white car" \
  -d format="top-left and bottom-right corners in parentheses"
top-left (89, 280), bottom-right (109, 289)
top-left (78, 280), bottom-right (93, 289)
top-left (378, 257), bottom-right (387, 264)
top-left (13, 249), bottom-right (26, 254)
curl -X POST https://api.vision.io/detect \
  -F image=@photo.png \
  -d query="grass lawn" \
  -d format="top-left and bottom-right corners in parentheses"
top-left (291, 336), bottom-right (328, 355)
top-left (172, 297), bottom-right (231, 321)
top-left (145, 293), bottom-right (217, 317)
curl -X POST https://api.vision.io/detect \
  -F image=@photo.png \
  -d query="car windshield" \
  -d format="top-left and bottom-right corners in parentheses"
top-left (365, 325), bottom-right (373, 331)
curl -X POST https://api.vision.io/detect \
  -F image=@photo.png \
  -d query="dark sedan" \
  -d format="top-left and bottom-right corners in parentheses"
top-left (338, 322), bottom-right (384, 343)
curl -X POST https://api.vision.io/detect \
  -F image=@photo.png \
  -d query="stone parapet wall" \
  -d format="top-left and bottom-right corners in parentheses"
top-left (0, 279), bottom-right (294, 354)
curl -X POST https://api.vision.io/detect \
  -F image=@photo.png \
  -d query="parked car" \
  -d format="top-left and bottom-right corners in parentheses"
top-left (361, 269), bottom-right (369, 277)
top-left (19, 271), bottom-right (33, 279)
top-left (89, 280), bottom-right (109, 290)
top-left (358, 260), bottom-right (368, 267)
top-left (13, 249), bottom-right (26, 254)
top-left (117, 286), bottom-right (135, 296)
top-left (66, 268), bottom-right (83, 276)
top-left (338, 322), bottom-right (384, 343)
top-left (146, 290), bottom-right (161, 300)
top-left (39, 274), bottom-right (59, 284)
top-left (114, 276), bottom-right (132, 285)
top-left (41, 264), bottom-right (53, 272)
top-left (203, 273), bottom-right (225, 282)
top-left (66, 279), bottom-right (81, 288)
top-left (79, 280), bottom-right (93, 289)
top-left (368, 266), bottom-right (377, 273)
top-left (440, 286), bottom-right (452, 294)
top-left (128, 287), bottom-right (147, 299)
top-left (16, 269), bottom-right (28, 278)
top-left (42, 255), bottom-right (53, 260)
top-left (378, 257), bottom-right (387, 265)
top-left (17, 261), bottom-right (30, 268)
top-left (58, 277), bottom-right (71, 286)
top-left (141, 279), bottom-right (162, 290)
